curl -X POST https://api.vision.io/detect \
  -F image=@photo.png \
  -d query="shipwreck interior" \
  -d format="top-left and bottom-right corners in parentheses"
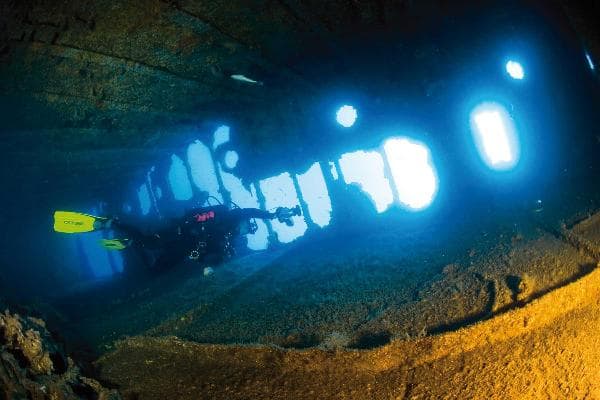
top-left (1, 0), bottom-right (600, 399)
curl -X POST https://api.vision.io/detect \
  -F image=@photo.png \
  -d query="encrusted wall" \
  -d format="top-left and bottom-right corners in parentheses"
top-left (0, 0), bottom-right (597, 297)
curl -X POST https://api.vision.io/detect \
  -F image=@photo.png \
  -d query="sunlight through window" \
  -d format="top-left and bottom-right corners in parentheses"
top-left (188, 140), bottom-right (223, 203)
top-left (383, 137), bottom-right (438, 210)
top-left (336, 105), bottom-right (358, 127)
top-left (329, 161), bottom-right (339, 180)
top-left (137, 183), bottom-right (151, 215)
top-left (338, 150), bottom-right (394, 213)
top-left (506, 60), bottom-right (524, 80)
top-left (224, 150), bottom-right (239, 169)
top-left (168, 154), bottom-right (193, 201)
top-left (219, 165), bottom-right (269, 250)
top-left (470, 102), bottom-right (520, 170)
top-left (213, 125), bottom-right (230, 149)
top-left (296, 162), bottom-right (332, 227)
top-left (259, 172), bottom-right (307, 243)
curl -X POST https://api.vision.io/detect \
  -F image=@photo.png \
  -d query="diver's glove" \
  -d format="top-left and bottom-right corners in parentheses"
top-left (275, 206), bottom-right (302, 226)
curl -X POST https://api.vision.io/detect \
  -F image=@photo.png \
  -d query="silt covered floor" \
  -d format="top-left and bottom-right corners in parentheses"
top-left (42, 207), bottom-right (600, 399)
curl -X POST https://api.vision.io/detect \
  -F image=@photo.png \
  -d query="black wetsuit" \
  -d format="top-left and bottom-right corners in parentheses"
top-left (114, 206), bottom-right (275, 270)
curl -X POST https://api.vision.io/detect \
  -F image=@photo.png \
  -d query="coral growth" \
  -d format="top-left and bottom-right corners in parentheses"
top-left (0, 310), bottom-right (121, 400)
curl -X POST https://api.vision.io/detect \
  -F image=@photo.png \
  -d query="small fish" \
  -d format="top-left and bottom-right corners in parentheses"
top-left (230, 74), bottom-right (263, 85)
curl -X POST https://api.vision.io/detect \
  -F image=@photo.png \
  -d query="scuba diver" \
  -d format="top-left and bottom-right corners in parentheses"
top-left (53, 203), bottom-right (301, 273)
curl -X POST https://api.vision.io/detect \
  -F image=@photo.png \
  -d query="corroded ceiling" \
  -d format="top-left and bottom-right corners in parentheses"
top-left (0, 0), bottom-right (596, 207)
top-left (0, 0), bottom-right (469, 142)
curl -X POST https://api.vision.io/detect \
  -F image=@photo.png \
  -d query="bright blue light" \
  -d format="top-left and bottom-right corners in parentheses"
top-left (338, 150), bottom-right (394, 213)
top-left (296, 162), bottom-right (332, 228)
top-left (383, 137), bottom-right (439, 210)
top-left (137, 183), bottom-right (151, 215)
top-left (470, 103), bottom-right (520, 170)
top-left (224, 150), bottom-right (239, 169)
top-left (259, 172), bottom-right (307, 243)
top-left (336, 105), bottom-right (357, 127)
top-left (168, 154), bottom-right (193, 200)
top-left (506, 60), bottom-right (525, 80)
top-left (188, 140), bottom-right (223, 203)
top-left (213, 125), bottom-right (230, 149)
top-left (585, 52), bottom-right (595, 71)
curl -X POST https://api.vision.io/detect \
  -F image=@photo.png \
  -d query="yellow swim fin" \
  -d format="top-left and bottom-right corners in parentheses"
top-left (53, 211), bottom-right (108, 234)
top-left (100, 238), bottom-right (131, 250)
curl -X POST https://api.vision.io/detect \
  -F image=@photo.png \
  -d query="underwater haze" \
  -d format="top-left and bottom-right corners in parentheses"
top-left (1, 0), bottom-right (600, 399)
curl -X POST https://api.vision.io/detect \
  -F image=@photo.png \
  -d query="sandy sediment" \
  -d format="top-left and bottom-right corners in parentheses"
top-left (138, 223), bottom-right (596, 350)
top-left (565, 212), bottom-right (600, 259)
top-left (97, 258), bottom-right (600, 399)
